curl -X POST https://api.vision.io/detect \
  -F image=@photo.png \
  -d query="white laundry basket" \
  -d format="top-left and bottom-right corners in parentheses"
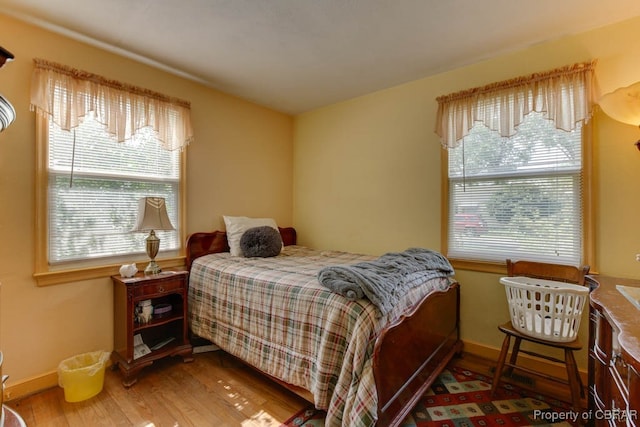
top-left (501, 276), bottom-right (589, 342)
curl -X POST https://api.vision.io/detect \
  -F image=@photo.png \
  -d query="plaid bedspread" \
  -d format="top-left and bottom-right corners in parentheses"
top-left (188, 246), bottom-right (452, 427)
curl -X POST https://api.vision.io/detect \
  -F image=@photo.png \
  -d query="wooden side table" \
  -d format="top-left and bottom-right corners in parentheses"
top-left (111, 271), bottom-right (193, 386)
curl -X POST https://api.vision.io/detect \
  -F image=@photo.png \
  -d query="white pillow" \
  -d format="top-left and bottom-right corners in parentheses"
top-left (223, 215), bottom-right (279, 257)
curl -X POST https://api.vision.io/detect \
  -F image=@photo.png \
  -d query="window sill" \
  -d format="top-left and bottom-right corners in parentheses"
top-left (34, 256), bottom-right (187, 287)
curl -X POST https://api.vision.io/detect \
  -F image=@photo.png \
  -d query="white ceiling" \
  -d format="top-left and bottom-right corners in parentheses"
top-left (2, 0), bottom-right (640, 114)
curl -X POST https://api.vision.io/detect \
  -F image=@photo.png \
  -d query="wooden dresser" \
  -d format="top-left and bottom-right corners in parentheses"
top-left (588, 275), bottom-right (640, 426)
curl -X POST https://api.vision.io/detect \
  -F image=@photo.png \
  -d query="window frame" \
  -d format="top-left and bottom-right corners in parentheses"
top-left (441, 121), bottom-right (595, 274)
top-left (34, 114), bottom-right (187, 286)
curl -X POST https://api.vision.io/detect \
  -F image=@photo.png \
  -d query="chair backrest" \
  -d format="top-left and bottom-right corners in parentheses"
top-left (506, 259), bottom-right (590, 286)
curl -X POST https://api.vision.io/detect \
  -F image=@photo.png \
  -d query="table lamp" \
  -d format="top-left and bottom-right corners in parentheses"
top-left (132, 197), bottom-right (175, 275)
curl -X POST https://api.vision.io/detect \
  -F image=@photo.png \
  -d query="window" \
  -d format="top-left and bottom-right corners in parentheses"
top-left (436, 62), bottom-right (596, 268)
top-left (31, 59), bottom-right (192, 284)
top-left (47, 115), bottom-right (181, 264)
top-left (447, 112), bottom-right (584, 264)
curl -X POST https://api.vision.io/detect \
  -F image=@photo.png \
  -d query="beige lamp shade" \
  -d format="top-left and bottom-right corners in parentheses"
top-left (132, 197), bottom-right (175, 232)
top-left (599, 81), bottom-right (640, 126)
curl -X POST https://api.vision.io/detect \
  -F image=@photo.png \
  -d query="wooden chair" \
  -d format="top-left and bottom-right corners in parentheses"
top-left (490, 259), bottom-right (590, 412)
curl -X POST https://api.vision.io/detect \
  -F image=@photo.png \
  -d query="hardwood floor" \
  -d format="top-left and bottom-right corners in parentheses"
top-left (7, 351), bottom-right (310, 427)
top-left (5, 350), bottom-right (579, 426)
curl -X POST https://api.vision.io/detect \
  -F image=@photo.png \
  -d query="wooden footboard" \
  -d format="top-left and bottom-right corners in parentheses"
top-left (374, 281), bottom-right (462, 427)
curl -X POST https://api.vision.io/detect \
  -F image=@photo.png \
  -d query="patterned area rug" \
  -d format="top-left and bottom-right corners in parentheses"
top-left (281, 366), bottom-right (576, 426)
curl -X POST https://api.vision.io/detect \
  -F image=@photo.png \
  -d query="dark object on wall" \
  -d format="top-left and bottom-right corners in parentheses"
top-left (0, 46), bottom-right (14, 68)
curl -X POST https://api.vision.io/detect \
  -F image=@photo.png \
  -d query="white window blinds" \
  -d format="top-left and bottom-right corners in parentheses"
top-left (48, 115), bottom-right (180, 263)
top-left (447, 112), bottom-right (583, 264)
top-left (438, 62), bottom-right (595, 265)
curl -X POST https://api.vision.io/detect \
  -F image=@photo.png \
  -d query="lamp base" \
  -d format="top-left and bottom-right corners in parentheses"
top-left (144, 230), bottom-right (161, 275)
top-left (144, 260), bottom-right (162, 276)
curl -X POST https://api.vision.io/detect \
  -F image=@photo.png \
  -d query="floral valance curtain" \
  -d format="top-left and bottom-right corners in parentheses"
top-left (30, 58), bottom-right (193, 151)
top-left (435, 61), bottom-right (597, 149)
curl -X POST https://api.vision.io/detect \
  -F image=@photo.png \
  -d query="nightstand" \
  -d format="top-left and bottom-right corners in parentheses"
top-left (111, 270), bottom-right (193, 386)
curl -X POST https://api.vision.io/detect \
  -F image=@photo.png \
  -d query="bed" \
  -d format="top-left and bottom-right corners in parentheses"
top-left (186, 226), bottom-right (462, 427)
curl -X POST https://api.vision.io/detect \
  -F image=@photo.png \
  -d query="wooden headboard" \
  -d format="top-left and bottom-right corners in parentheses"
top-left (185, 227), bottom-right (297, 269)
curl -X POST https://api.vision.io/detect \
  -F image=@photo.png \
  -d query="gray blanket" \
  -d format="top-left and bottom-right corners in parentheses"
top-left (317, 248), bottom-right (454, 315)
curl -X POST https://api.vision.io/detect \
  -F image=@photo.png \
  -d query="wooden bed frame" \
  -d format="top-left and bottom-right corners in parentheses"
top-left (186, 227), bottom-right (462, 426)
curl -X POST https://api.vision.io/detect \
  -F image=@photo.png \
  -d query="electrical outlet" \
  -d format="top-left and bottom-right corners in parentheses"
top-left (636, 253), bottom-right (640, 262)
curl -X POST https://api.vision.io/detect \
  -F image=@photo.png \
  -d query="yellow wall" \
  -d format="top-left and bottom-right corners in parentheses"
top-left (0, 14), bottom-right (293, 394)
top-left (294, 16), bottom-right (640, 369)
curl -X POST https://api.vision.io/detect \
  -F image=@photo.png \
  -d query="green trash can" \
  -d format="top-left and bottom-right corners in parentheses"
top-left (57, 351), bottom-right (110, 402)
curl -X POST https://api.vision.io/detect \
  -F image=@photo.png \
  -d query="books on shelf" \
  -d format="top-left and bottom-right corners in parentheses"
top-left (133, 334), bottom-right (151, 360)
